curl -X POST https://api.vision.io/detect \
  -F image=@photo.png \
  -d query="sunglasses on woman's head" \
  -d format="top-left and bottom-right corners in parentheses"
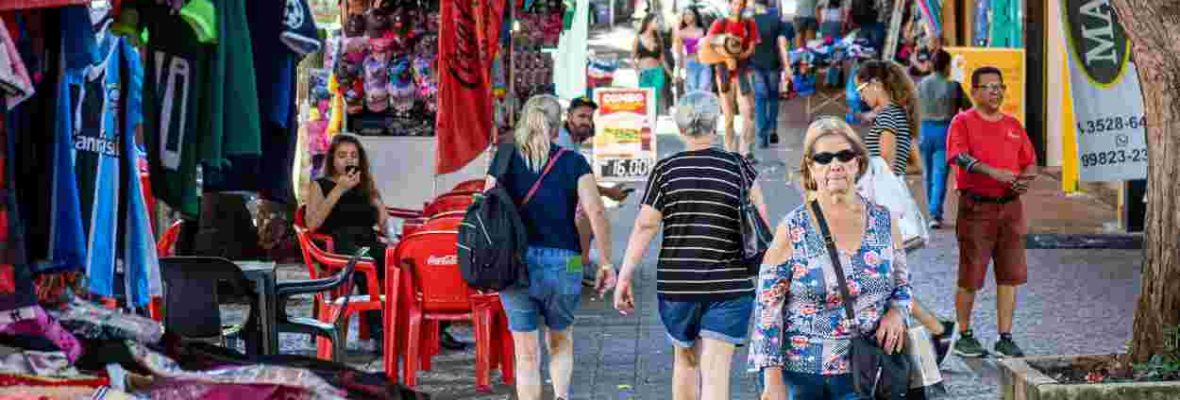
top-left (812, 150), bottom-right (858, 165)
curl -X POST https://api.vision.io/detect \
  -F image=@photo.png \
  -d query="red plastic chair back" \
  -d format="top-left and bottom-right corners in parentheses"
top-left (396, 218), bottom-right (469, 314)
top-left (422, 192), bottom-right (476, 217)
top-left (452, 179), bottom-right (485, 193)
top-left (155, 220), bottom-right (183, 257)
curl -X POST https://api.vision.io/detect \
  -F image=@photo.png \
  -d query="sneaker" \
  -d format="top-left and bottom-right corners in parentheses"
top-left (932, 320), bottom-right (958, 366)
top-left (744, 154), bottom-right (759, 165)
top-left (928, 219), bottom-right (943, 230)
top-left (953, 330), bottom-right (986, 358)
top-left (995, 336), bottom-right (1026, 358)
top-left (770, 133), bottom-right (780, 144)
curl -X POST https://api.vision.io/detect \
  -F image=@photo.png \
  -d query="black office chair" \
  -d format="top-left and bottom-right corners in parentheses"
top-left (160, 248), bottom-right (363, 361)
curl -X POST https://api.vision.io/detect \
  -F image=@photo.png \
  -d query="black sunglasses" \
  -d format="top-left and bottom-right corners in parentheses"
top-left (812, 150), bottom-right (858, 165)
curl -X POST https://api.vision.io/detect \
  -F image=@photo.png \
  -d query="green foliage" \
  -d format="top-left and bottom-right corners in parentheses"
top-left (1132, 324), bottom-right (1180, 381)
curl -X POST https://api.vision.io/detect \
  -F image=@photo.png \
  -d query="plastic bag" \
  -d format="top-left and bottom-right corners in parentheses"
top-left (858, 157), bottom-right (929, 248)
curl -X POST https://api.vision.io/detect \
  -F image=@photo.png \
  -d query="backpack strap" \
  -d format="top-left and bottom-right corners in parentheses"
top-left (520, 148), bottom-right (568, 207)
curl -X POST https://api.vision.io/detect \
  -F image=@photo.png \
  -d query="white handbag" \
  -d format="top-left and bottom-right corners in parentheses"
top-left (858, 157), bottom-right (930, 249)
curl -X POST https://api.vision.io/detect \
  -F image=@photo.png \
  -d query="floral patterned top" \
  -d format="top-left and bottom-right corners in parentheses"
top-left (748, 200), bottom-right (912, 375)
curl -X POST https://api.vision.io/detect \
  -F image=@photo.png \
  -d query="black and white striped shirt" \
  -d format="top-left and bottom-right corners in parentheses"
top-left (865, 104), bottom-right (913, 176)
top-left (641, 148), bottom-right (757, 301)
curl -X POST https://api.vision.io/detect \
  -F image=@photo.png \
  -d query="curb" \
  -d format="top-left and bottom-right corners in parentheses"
top-left (1025, 234), bottom-right (1143, 250)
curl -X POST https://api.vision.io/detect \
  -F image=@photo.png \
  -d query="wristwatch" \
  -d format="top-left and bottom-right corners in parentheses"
top-left (599, 263), bottom-right (616, 272)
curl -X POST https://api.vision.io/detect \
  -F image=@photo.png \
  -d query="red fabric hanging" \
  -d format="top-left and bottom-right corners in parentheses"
top-left (435, 0), bottom-right (506, 174)
top-left (0, 0), bottom-right (89, 11)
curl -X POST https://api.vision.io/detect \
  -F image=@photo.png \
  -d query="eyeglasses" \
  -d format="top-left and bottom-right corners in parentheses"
top-left (975, 83), bottom-right (1006, 92)
top-left (812, 150), bottom-right (858, 165)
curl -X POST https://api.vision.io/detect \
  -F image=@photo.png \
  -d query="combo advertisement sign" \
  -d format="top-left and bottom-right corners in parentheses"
top-left (591, 88), bottom-right (657, 182)
top-left (1061, 0), bottom-right (1147, 182)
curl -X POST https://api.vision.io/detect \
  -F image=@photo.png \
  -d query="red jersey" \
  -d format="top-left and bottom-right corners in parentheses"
top-left (708, 18), bottom-right (759, 72)
top-left (946, 109), bottom-right (1036, 198)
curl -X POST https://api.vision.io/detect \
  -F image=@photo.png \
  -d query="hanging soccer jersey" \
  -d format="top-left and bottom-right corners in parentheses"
top-left (141, 3), bottom-right (204, 218)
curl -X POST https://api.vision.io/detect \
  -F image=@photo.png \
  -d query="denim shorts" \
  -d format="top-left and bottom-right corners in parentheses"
top-left (498, 247), bottom-right (583, 332)
top-left (657, 295), bottom-right (754, 348)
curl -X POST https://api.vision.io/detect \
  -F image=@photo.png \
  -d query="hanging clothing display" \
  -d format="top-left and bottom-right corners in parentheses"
top-left (553, 0), bottom-right (589, 100)
top-left (72, 16), bottom-right (130, 299)
top-left (0, 15), bottom-right (35, 316)
top-left (140, 2), bottom-right (206, 218)
top-left (47, 5), bottom-right (100, 273)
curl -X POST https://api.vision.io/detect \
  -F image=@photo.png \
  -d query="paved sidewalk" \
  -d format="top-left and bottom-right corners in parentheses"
top-left (257, 25), bottom-right (1141, 400)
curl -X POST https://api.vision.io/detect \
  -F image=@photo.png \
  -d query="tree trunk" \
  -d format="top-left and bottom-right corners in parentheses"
top-left (1109, 0), bottom-right (1180, 364)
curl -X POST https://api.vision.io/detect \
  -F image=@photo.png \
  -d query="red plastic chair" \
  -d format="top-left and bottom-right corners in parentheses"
top-left (148, 220), bottom-right (185, 321)
top-left (399, 192), bottom-right (476, 237)
top-left (421, 191), bottom-right (476, 217)
top-left (387, 217), bottom-right (513, 391)
top-left (452, 179), bottom-right (485, 192)
top-left (155, 220), bottom-right (183, 257)
top-left (293, 206), bottom-right (393, 360)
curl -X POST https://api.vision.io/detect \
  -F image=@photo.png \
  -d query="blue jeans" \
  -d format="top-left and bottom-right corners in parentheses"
top-left (498, 247), bottom-right (583, 332)
top-left (657, 295), bottom-right (754, 348)
top-left (751, 66), bottom-right (781, 147)
top-left (684, 58), bottom-right (713, 93)
top-left (920, 120), bottom-right (951, 221)
top-left (784, 372), bottom-right (862, 400)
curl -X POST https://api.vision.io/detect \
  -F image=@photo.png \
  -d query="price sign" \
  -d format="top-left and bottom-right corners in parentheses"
top-left (599, 158), bottom-right (654, 180)
top-left (591, 88), bottom-right (657, 182)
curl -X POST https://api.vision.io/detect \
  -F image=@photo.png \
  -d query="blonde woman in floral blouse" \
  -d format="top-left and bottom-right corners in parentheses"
top-left (750, 118), bottom-right (912, 400)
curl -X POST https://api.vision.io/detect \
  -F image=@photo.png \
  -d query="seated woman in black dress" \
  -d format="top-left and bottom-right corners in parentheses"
top-left (304, 134), bottom-right (389, 341)
top-left (303, 134), bottom-right (467, 350)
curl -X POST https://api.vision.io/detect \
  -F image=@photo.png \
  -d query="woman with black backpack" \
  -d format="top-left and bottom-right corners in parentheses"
top-left (488, 95), bottom-right (616, 400)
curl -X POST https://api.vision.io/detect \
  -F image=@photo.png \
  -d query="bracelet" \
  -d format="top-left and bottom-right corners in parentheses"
top-left (599, 264), bottom-right (615, 271)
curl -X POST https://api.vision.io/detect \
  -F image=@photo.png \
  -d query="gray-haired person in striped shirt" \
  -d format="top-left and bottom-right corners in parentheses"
top-left (614, 91), bottom-right (770, 400)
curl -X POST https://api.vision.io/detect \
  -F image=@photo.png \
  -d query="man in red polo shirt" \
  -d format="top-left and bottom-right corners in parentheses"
top-left (946, 66), bottom-right (1037, 359)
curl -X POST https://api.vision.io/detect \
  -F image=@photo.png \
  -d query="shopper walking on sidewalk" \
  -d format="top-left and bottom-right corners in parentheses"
top-left (917, 49), bottom-right (972, 229)
top-left (673, 8), bottom-right (712, 93)
top-left (708, 0), bottom-right (759, 162)
top-left (635, 15), bottom-right (673, 113)
top-left (749, 0), bottom-right (792, 149)
top-left (751, 118), bottom-right (911, 400)
top-left (493, 95), bottom-right (617, 400)
top-left (947, 66), bottom-right (1037, 359)
top-left (855, 59), bottom-right (959, 365)
top-left (614, 92), bottom-right (767, 400)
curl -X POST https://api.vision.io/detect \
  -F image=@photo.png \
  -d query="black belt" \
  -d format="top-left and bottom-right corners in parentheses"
top-left (962, 192), bottom-right (1018, 204)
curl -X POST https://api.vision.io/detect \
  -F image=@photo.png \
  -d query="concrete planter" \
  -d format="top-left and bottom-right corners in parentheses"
top-left (999, 354), bottom-right (1180, 400)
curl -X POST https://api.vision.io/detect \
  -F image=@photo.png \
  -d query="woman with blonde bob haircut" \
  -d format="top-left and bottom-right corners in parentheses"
top-left (749, 117), bottom-right (913, 400)
top-left (491, 95), bottom-right (616, 400)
